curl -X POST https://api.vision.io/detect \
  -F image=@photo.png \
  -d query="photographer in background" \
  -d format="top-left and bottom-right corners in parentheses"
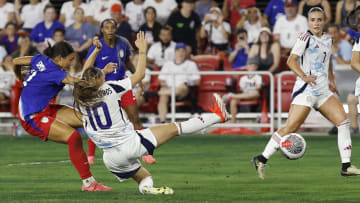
top-left (228, 28), bottom-right (251, 69)
top-left (200, 7), bottom-right (231, 54)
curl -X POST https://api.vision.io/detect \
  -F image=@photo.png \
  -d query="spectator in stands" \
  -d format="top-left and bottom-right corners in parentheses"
top-left (65, 7), bottom-right (95, 61)
top-left (157, 43), bottom-right (200, 123)
top-left (147, 26), bottom-right (176, 69)
top-left (0, 55), bottom-right (15, 102)
top-left (30, 4), bottom-right (64, 53)
top-left (111, 3), bottom-right (133, 43)
top-left (139, 6), bottom-right (162, 44)
top-left (14, 0), bottom-right (48, 33)
top-left (59, 0), bottom-right (88, 28)
top-left (248, 27), bottom-right (280, 73)
top-left (167, 0), bottom-right (201, 55)
top-left (223, 57), bottom-right (262, 123)
top-left (236, 6), bottom-right (266, 44)
top-left (326, 24), bottom-right (352, 67)
top-left (336, 0), bottom-right (360, 28)
top-left (298, 0), bottom-right (331, 23)
top-left (125, 0), bottom-right (145, 32)
top-left (0, 0), bottom-right (15, 31)
top-left (87, 0), bottom-right (123, 25)
top-left (228, 29), bottom-right (251, 69)
top-left (53, 28), bottom-right (65, 43)
top-left (273, 0), bottom-right (308, 55)
top-left (11, 36), bottom-right (39, 58)
top-left (143, 0), bottom-right (178, 25)
top-left (263, 0), bottom-right (286, 26)
top-left (0, 44), bottom-right (7, 62)
top-left (200, 7), bottom-right (231, 53)
top-left (1, 22), bottom-right (19, 54)
top-left (222, 0), bottom-right (256, 29)
top-left (195, 0), bottom-right (217, 21)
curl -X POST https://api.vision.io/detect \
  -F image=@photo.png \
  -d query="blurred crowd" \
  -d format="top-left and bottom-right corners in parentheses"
top-left (0, 0), bottom-right (358, 123)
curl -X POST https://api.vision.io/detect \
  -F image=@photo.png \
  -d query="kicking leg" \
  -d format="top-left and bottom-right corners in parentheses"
top-left (132, 167), bottom-right (173, 195)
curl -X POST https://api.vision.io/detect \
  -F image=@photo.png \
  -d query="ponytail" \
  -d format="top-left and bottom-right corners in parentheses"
top-left (43, 41), bottom-right (74, 59)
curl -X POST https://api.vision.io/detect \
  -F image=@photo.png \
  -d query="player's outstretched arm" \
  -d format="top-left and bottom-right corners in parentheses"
top-left (83, 36), bottom-right (102, 72)
top-left (12, 56), bottom-right (33, 81)
top-left (130, 31), bottom-right (147, 87)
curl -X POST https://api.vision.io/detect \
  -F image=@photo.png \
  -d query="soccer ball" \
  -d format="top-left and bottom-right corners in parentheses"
top-left (279, 133), bottom-right (306, 160)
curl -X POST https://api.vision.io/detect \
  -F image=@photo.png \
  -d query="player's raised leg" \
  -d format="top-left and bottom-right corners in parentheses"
top-left (131, 167), bottom-right (173, 195)
top-left (318, 96), bottom-right (360, 176)
top-left (252, 104), bottom-right (311, 179)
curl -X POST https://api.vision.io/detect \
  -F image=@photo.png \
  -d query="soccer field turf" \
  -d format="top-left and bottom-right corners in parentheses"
top-left (1, 134), bottom-right (360, 202)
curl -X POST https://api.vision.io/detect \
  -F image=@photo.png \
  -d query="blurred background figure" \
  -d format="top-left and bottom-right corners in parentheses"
top-left (0, 55), bottom-right (15, 103)
top-left (59, 0), bottom-right (88, 27)
top-left (335, 0), bottom-right (360, 29)
top-left (139, 6), bottom-right (162, 44)
top-left (222, 0), bottom-right (256, 29)
top-left (167, 0), bottom-right (201, 55)
top-left (30, 4), bottom-right (64, 53)
top-left (248, 27), bottom-right (280, 73)
top-left (87, 0), bottom-right (123, 25)
top-left (273, 0), bottom-right (308, 56)
top-left (298, 0), bottom-right (331, 23)
top-left (326, 24), bottom-right (352, 67)
top-left (195, 0), bottom-right (217, 21)
top-left (11, 36), bottom-right (39, 58)
top-left (0, 0), bottom-right (15, 31)
top-left (15, 0), bottom-right (49, 33)
top-left (0, 44), bottom-right (7, 62)
top-left (263, 0), bottom-right (286, 26)
top-left (125, 0), bottom-right (145, 32)
top-left (236, 6), bottom-right (266, 44)
top-left (147, 26), bottom-right (176, 69)
top-left (110, 3), bottom-right (132, 43)
top-left (1, 22), bottom-right (19, 55)
top-left (228, 29), bottom-right (251, 70)
top-left (65, 7), bottom-right (95, 61)
top-left (143, 0), bottom-right (178, 25)
top-left (200, 7), bottom-right (231, 54)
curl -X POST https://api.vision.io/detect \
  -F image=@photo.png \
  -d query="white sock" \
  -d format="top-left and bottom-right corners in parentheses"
top-left (175, 114), bottom-right (221, 135)
top-left (262, 132), bottom-right (281, 159)
top-left (139, 176), bottom-right (154, 194)
top-left (337, 120), bottom-right (352, 163)
top-left (82, 176), bottom-right (96, 187)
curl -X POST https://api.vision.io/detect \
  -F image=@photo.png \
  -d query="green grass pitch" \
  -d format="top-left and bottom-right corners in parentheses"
top-left (1, 134), bottom-right (360, 202)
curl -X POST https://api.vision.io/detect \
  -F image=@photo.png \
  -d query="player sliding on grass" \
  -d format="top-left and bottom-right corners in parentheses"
top-left (12, 41), bottom-right (115, 191)
top-left (73, 31), bottom-right (230, 195)
top-left (252, 7), bottom-right (360, 179)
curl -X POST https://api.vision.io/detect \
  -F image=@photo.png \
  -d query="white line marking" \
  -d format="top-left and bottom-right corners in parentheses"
top-left (5, 159), bottom-right (101, 167)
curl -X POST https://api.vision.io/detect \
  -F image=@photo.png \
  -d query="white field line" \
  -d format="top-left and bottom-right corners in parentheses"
top-left (5, 159), bottom-right (102, 167)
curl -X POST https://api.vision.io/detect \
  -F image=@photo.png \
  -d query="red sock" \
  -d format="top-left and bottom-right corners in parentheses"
top-left (87, 138), bottom-right (96, 157)
top-left (67, 131), bottom-right (92, 179)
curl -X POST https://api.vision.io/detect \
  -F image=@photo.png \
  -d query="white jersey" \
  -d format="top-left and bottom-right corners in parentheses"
top-left (147, 41), bottom-right (176, 67)
top-left (80, 78), bottom-right (134, 149)
top-left (290, 32), bottom-right (332, 96)
top-left (159, 60), bottom-right (200, 88)
top-left (239, 74), bottom-right (262, 93)
top-left (273, 14), bottom-right (308, 48)
top-left (353, 41), bottom-right (360, 97)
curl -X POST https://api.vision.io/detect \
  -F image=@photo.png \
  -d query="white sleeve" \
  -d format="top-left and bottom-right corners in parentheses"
top-left (273, 19), bottom-right (281, 34)
top-left (106, 78), bottom-right (132, 96)
top-left (353, 40), bottom-right (360, 52)
top-left (290, 32), bottom-right (311, 56)
top-left (239, 77), bottom-right (246, 90)
top-left (147, 44), bottom-right (156, 59)
top-left (143, 68), bottom-right (151, 83)
top-left (255, 75), bottom-right (262, 86)
top-left (189, 62), bottom-right (200, 81)
top-left (223, 22), bottom-right (231, 34)
top-left (169, 0), bottom-right (178, 10)
top-left (158, 62), bottom-right (169, 81)
top-left (60, 2), bottom-right (67, 15)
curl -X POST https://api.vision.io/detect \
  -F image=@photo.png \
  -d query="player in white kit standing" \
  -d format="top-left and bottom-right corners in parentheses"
top-left (73, 31), bottom-right (230, 194)
top-left (252, 7), bottom-right (360, 179)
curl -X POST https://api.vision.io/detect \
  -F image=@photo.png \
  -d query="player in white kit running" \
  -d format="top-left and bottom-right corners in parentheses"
top-left (252, 7), bottom-right (360, 179)
top-left (73, 32), bottom-right (230, 195)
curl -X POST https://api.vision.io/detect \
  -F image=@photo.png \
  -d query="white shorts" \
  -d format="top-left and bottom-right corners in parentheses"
top-left (292, 90), bottom-right (333, 109)
top-left (102, 128), bottom-right (158, 182)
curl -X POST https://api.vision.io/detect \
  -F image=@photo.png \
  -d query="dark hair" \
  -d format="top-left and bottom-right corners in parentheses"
top-left (43, 4), bottom-right (56, 13)
top-left (307, 7), bottom-right (327, 20)
top-left (100, 18), bottom-right (117, 29)
top-left (4, 21), bottom-right (16, 29)
top-left (144, 6), bottom-right (157, 18)
top-left (346, 6), bottom-right (360, 31)
top-left (325, 23), bottom-right (340, 32)
top-left (73, 67), bottom-right (104, 110)
top-left (236, 28), bottom-right (247, 35)
top-left (43, 41), bottom-right (74, 59)
top-left (256, 28), bottom-right (273, 54)
top-left (53, 28), bottom-right (65, 36)
top-left (160, 25), bottom-right (172, 32)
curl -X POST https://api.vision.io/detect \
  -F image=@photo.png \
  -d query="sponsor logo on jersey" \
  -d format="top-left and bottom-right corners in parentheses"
top-left (101, 56), bottom-right (109, 60)
top-left (36, 61), bottom-right (46, 72)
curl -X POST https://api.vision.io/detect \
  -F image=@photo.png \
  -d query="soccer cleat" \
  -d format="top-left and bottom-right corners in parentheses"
top-left (341, 165), bottom-right (360, 176)
top-left (82, 181), bottom-right (113, 191)
top-left (210, 93), bottom-right (230, 123)
top-left (252, 156), bottom-right (266, 179)
top-left (88, 156), bottom-right (95, 165)
top-left (142, 186), bottom-right (174, 195)
top-left (142, 155), bottom-right (156, 164)
top-left (222, 93), bottom-right (234, 103)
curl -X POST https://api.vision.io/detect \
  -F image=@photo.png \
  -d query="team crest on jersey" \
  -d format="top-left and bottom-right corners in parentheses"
top-left (36, 61), bottom-right (46, 72)
top-left (119, 50), bottom-right (124, 58)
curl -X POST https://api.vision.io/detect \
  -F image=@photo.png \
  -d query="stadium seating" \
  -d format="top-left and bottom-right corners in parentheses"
top-left (190, 55), bottom-right (221, 71)
top-left (274, 73), bottom-right (296, 112)
top-left (235, 74), bottom-right (262, 107)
